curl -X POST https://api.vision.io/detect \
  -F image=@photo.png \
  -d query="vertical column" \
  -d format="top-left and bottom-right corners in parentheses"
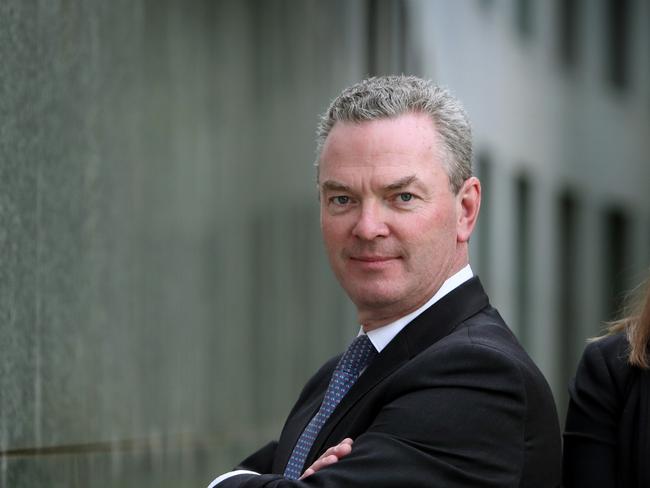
top-left (529, 177), bottom-right (561, 398)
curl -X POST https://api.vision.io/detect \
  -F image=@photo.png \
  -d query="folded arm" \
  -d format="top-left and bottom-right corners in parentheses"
top-left (218, 343), bottom-right (530, 487)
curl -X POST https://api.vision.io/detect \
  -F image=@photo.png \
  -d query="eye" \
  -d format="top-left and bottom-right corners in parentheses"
top-left (332, 195), bottom-right (350, 205)
top-left (398, 192), bottom-right (414, 202)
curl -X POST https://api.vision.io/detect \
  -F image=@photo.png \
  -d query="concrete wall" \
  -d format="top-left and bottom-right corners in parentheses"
top-left (0, 1), bottom-right (391, 485)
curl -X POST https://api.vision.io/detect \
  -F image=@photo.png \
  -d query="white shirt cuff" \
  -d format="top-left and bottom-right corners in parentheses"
top-left (207, 470), bottom-right (260, 487)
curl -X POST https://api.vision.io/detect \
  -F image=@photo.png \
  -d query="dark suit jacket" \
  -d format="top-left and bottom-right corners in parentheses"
top-left (221, 277), bottom-right (561, 487)
top-left (563, 332), bottom-right (650, 488)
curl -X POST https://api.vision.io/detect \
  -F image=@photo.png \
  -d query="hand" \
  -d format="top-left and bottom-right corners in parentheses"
top-left (299, 438), bottom-right (354, 480)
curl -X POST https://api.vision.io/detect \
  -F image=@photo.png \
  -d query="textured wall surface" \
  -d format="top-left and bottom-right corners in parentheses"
top-left (0, 1), bottom-right (378, 486)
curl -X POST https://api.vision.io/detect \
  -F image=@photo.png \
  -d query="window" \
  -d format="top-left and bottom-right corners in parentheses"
top-left (605, 0), bottom-right (632, 89)
top-left (557, 190), bottom-right (580, 392)
top-left (479, 0), bottom-right (495, 12)
top-left (474, 153), bottom-right (492, 289)
top-left (514, 173), bottom-right (531, 347)
top-left (515, 0), bottom-right (534, 40)
top-left (557, 0), bottom-right (580, 69)
top-left (366, 0), bottom-right (408, 76)
top-left (602, 206), bottom-right (629, 321)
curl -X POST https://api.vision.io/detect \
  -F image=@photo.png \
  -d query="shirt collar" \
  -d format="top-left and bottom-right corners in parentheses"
top-left (361, 265), bottom-right (474, 353)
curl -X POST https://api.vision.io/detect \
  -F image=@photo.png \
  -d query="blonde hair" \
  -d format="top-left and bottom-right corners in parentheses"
top-left (602, 277), bottom-right (650, 368)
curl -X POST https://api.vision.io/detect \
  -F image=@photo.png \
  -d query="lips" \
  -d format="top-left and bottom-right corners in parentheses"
top-left (347, 255), bottom-right (402, 272)
top-left (350, 255), bottom-right (398, 262)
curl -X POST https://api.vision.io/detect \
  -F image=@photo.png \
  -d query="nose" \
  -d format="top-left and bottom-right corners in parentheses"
top-left (352, 201), bottom-right (390, 241)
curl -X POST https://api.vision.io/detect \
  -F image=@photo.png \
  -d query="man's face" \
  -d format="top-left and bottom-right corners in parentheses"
top-left (318, 112), bottom-right (475, 329)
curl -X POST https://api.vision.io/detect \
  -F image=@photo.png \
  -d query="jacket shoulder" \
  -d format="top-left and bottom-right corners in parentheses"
top-left (574, 331), bottom-right (634, 400)
top-left (445, 306), bottom-right (533, 368)
top-left (585, 331), bottom-right (630, 368)
top-left (418, 305), bottom-right (557, 407)
top-left (436, 306), bottom-right (559, 417)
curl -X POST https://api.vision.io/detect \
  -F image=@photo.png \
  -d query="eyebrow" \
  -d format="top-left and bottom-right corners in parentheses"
top-left (384, 175), bottom-right (419, 191)
top-left (320, 175), bottom-right (421, 193)
top-left (320, 180), bottom-right (352, 193)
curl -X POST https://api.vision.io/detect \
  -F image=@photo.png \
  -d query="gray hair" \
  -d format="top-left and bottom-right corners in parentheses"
top-left (316, 75), bottom-right (472, 193)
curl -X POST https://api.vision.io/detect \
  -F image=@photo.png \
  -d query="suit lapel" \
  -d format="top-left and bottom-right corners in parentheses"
top-left (305, 277), bottom-right (489, 463)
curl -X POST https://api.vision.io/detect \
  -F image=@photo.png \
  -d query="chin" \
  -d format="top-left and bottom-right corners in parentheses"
top-left (338, 273), bottom-right (406, 304)
top-left (350, 289), bottom-right (403, 310)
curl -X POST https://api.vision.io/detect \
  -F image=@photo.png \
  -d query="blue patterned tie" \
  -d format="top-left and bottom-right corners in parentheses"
top-left (284, 334), bottom-right (377, 480)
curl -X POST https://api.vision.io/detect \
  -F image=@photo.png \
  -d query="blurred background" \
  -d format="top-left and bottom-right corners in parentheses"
top-left (0, 0), bottom-right (648, 486)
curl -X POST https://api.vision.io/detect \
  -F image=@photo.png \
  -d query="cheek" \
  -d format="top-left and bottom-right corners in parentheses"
top-left (407, 209), bottom-right (457, 249)
top-left (321, 217), bottom-right (346, 249)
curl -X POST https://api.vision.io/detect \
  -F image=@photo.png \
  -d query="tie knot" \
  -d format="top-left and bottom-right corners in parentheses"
top-left (337, 334), bottom-right (377, 375)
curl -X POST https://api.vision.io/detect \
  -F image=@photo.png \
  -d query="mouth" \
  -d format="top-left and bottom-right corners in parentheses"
top-left (350, 255), bottom-right (398, 263)
top-left (347, 255), bottom-right (401, 271)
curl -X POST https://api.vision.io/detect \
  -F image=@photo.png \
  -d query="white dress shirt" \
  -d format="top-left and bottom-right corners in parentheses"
top-left (207, 265), bottom-right (474, 487)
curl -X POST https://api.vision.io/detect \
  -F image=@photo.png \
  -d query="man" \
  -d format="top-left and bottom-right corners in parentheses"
top-left (208, 76), bottom-right (561, 487)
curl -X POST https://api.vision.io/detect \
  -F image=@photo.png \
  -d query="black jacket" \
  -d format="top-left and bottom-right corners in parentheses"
top-left (221, 278), bottom-right (561, 487)
top-left (563, 332), bottom-right (650, 488)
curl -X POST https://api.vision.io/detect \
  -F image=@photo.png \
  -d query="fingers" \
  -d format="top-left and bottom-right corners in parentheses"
top-left (332, 440), bottom-right (353, 457)
top-left (299, 439), bottom-right (354, 479)
top-left (323, 438), bottom-right (353, 458)
top-left (299, 454), bottom-right (337, 479)
top-left (300, 468), bottom-right (315, 479)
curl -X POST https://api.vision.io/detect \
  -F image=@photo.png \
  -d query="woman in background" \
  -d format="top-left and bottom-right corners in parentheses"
top-left (563, 276), bottom-right (650, 487)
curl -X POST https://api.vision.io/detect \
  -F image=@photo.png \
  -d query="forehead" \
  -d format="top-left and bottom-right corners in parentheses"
top-left (319, 112), bottom-right (445, 178)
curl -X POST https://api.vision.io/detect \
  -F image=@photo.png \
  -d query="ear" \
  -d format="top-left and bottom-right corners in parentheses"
top-left (456, 176), bottom-right (481, 243)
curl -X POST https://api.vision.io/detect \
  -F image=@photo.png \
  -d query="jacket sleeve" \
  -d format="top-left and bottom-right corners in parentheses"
top-left (235, 441), bottom-right (279, 473)
top-left (562, 340), bottom-right (621, 487)
top-left (220, 342), bottom-right (537, 488)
